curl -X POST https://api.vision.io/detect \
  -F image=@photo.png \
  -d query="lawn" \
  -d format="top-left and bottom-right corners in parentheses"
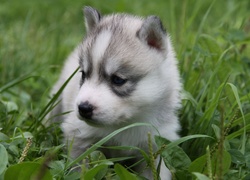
top-left (0, 0), bottom-right (250, 179)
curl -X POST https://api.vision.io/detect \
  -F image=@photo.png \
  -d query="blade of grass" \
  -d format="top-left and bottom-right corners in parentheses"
top-left (38, 67), bottom-right (79, 122)
top-left (192, 0), bottom-right (216, 51)
top-left (197, 46), bottom-right (233, 111)
top-left (156, 134), bottom-right (213, 151)
top-left (227, 83), bottom-right (246, 154)
top-left (0, 75), bottom-right (37, 93)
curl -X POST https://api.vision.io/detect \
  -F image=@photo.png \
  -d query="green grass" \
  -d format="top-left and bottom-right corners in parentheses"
top-left (0, 0), bottom-right (250, 179)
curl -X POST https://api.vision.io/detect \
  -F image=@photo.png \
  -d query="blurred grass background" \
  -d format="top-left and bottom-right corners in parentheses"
top-left (0, 0), bottom-right (250, 179)
top-left (1, 0), bottom-right (249, 92)
top-left (1, 0), bottom-right (249, 99)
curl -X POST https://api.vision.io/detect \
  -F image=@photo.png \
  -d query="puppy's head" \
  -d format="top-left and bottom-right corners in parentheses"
top-left (75, 7), bottom-right (178, 126)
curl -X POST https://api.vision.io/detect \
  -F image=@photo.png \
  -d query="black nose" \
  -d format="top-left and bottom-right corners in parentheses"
top-left (78, 101), bottom-right (94, 119)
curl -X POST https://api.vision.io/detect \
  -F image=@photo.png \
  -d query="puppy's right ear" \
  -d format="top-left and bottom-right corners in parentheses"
top-left (83, 6), bottom-right (101, 32)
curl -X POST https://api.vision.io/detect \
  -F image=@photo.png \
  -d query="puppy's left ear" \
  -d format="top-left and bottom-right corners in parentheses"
top-left (137, 16), bottom-right (167, 51)
top-left (83, 6), bottom-right (102, 32)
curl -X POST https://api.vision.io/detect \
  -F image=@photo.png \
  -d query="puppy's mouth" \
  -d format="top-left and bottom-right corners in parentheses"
top-left (82, 117), bottom-right (104, 127)
top-left (76, 112), bottom-right (105, 127)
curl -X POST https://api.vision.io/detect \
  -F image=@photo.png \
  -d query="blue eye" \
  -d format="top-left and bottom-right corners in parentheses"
top-left (111, 75), bottom-right (127, 86)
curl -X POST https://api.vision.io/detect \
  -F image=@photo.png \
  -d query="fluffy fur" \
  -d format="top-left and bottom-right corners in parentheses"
top-left (50, 6), bottom-right (182, 179)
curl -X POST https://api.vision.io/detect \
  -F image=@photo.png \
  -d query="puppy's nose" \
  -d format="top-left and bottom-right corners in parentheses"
top-left (78, 101), bottom-right (94, 119)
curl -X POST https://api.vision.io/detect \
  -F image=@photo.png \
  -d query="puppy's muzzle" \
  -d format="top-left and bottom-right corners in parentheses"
top-left (78, 101), bottom-right (94, 119)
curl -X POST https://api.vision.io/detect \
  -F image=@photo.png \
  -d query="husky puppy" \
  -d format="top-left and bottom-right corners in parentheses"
top-left (50, 6), bottom-right (181, 179)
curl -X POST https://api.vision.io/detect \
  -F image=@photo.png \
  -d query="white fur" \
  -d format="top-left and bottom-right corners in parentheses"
top-left (92, 30), bottom-right (112, 68)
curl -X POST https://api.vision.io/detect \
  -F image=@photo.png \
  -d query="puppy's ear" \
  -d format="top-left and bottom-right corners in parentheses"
top-left (137, 16), bottom-right (167, 51)
top-left (83, 6), bottom-right (101, 32)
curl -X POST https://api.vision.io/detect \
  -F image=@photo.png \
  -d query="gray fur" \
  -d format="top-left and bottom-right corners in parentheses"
top-left (84, 6), bottom-right (101, 32)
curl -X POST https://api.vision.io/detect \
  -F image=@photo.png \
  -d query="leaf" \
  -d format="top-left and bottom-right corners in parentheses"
top-left (0, 144), bottom-right (8, 175)
top-left (155, 136), bottom-right (191, 171)
top-left (155, 135), bottom-right (213, 175)
top-left (211, 124), bottom-right (221, 140)
top-left (84, 151), bottom-right (113, 180)
top-left (228, 149), bottom-right (245, 165)
top-left (224, 170), bottom-right (240, 180)
top-left (12, 132), bottom-right (33, 140)
top-left (48, 160), bottom-right (65, 177)
top-left (0, 132), bottom-right (9, 141)
top-left (4, 162), bottom-right (53, 180)
top-left (64, 171), bottom-right (81, 180)
top-left (189, 150), bottom-right (231, 175)
top-left (192, 172), bottom-right (210, 180)
top-left (8, 144), bottom-right (19, 155)
top-left (114, 164), bottom-right (138, 180)
top-left (83, 164), bottom-right (109, 180)
top-left (0, 100), bottom-right (19, 113)
top-left (88, 151), bottom-right (107, 165)
top-left (174, 170), bottom-right (193, 180)
top-left (189, 154), bottom-right (207, 173)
